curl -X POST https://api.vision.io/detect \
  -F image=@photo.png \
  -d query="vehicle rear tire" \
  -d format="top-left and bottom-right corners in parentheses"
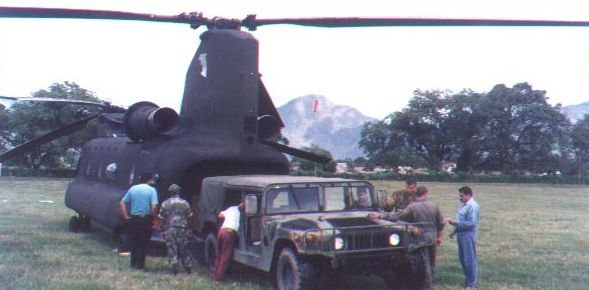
top-left (275, 247), bottom-right (318, 290)
top-left (406, 247), bottom-right (432, 290)
top-left (204, 232), bottom-right (218, 272)
top-left (69, 216), bottom-right (79, 233)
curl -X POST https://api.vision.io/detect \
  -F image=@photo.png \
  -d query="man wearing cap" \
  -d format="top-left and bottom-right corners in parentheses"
top-left (158, 184), bottom-right (193, 275)
top-left (119, 173), bottom-right (159, 270)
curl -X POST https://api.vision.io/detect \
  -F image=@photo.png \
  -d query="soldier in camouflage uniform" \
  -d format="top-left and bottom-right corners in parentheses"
top-left (158, 184), bottom-right (193, 275)
top-left (390, 178), bottom-right (417, 212)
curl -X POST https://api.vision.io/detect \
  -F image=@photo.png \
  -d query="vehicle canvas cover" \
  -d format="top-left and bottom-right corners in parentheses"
top-left (197, 175), bottom-right (358, 213)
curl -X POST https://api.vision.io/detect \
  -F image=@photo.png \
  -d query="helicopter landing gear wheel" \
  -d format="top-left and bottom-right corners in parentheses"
top-left (78, 215), bottom-right (91, 232)
top-left (69, 216), bottom-right (80, 233)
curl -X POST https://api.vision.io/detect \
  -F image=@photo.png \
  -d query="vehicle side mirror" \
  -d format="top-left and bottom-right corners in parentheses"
top-left (245, 194), bottom-right (258, 215)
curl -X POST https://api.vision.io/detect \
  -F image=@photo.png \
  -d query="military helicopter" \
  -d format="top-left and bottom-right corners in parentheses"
top-left (1, 6), bottom-right (587, 237)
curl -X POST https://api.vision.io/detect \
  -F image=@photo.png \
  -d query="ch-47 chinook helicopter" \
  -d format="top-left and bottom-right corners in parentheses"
top-left (1, 7), bottom-right (588, 236)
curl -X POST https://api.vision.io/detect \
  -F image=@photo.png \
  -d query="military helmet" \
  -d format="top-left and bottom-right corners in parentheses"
top-left (168, 184), bottom-right (181, 193)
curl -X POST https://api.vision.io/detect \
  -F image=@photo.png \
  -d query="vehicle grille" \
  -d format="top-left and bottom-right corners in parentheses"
top-left (341, 228), bottom-right (391, 250)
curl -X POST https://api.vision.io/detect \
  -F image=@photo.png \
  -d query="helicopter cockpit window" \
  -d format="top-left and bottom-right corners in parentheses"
top-left (105, 163), bottom-right (117, 180)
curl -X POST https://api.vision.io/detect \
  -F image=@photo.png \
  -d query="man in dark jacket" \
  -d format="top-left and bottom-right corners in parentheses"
top-left (369, 186), bottom-right (445, 289)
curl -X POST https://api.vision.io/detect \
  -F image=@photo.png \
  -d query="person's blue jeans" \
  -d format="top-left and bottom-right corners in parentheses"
top-left (457, 232), bottom-right (478, 287)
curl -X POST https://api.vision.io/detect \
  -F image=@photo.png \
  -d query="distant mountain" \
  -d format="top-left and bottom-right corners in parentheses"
top-left (278, 95), bottom-right (378, 160)
top-left (563, 101), bottom-right (589, 122)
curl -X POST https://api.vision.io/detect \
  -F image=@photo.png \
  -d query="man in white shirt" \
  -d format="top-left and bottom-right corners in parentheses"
top-left (212, 201), bottom-right (244, 282)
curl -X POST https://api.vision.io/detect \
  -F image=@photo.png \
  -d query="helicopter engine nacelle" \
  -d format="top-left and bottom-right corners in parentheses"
top-left (124, 101), bottom-right (179, 142)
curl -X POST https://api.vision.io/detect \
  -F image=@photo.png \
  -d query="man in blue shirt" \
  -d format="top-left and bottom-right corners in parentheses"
top-left (448, 186), bottom-right (480, 290)
top-left (119, 173), bottom-right (159, 270)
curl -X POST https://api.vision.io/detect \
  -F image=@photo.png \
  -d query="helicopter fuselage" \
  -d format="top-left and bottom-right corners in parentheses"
top-left (65, 29), bottom-right (290, 231)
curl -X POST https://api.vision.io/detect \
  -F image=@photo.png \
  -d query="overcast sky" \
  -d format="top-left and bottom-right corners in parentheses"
top-left (1, 0), bottom-right (588, 119)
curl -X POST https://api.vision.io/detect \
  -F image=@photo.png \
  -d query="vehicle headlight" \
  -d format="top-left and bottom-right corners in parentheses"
top-left (334, 236), bottom-right (345, 250)
top-left (389, 233), bottom-right (401, 246)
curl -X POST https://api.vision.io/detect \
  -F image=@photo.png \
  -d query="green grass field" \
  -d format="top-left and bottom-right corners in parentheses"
top-left (0, 178), bottom-right (587, 290)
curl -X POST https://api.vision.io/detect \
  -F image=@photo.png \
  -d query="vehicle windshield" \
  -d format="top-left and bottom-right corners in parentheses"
top-left (324, 185), bottom-right (374, 211)
top-left (266, 183), bottom-right (374, 214)
top-left (267, 187), bottom-right (319, 214)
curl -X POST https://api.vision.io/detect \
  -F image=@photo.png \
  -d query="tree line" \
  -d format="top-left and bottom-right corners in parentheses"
top-left (359, 82), bottom-right (589, 179)
top-left (2, 81), bottom-right (589, 181)
top-left (0, 82), bottom-right (102, 172)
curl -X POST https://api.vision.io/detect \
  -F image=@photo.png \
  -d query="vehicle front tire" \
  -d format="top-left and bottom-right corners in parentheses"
top-left (204, 232), bottom-right (218, 272)
top-left (275, 247), bottom-right (318, 290)
top-left (406, 247), bottom-right (432, 290)
top-left (381, 267), bottom-right (404, 290)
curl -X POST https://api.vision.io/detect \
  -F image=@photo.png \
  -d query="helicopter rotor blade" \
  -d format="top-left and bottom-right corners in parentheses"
top-left (0, 96), bottom-right (125, 112)
top-left (0, 6), bottom-right (216, 29)
top-left (0, 6), bottom-right (196, 23)
top-left (259, 140), bottom-right (332, 164)
top-left (0, 115), bottom-right (98, 163)
top-left (2, 7), bottom-right (588, 31)
top-left (250, 17), bottom-right (589, 29)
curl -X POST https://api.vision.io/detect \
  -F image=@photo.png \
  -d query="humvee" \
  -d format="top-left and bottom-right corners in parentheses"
top-left (194, 175), bottom-right (434, 290)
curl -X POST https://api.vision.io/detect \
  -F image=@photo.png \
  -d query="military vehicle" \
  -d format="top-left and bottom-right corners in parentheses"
top-left (194, 175), bottom-right (434, 290)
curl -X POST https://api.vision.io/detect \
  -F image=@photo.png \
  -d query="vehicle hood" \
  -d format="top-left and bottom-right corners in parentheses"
top-left (277, 211), bottom-right (395, 230)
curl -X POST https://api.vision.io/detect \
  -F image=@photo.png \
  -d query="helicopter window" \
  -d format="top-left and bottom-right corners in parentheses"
top-left (128, 166), bottom-right (135, 185)
top-left (106, 163), bottom-right (117, 180)
top-left (198, 53), bottom-right (207, 77)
